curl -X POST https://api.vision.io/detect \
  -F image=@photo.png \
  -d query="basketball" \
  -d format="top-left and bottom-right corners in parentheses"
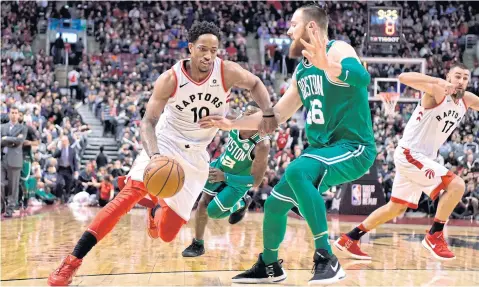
top-left (143, 156), bottom-right (185, 198)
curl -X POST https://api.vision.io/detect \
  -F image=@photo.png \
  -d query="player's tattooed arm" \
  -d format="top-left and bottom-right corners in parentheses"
top-left (464, 91), bottom-right (479, 111)
top-left (250, 139), bottom-right (271, 187)
top-left (398, 72), bottom-right (455, 104)
top-left (141, 70), bottom-right (176, 159)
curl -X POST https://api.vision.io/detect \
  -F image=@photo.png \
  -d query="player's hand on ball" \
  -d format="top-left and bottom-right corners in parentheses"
top-left (300, 22), bottom-right (329, 70)
top-left (199, 115), bottom-right (233, 131)
top-left (208, 168), bottom-right (225, 183)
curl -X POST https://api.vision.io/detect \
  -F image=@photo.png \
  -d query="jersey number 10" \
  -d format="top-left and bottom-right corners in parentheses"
top-left (191, 107), bottom-right (210, 123)
top-left (306, 99), bottom-right (325, 125)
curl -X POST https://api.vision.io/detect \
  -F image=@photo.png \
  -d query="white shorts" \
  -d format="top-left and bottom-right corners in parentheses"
top-left (128, 135), bottom-right (209, 221)
top-left (391, 147), bottom-right (455, 209)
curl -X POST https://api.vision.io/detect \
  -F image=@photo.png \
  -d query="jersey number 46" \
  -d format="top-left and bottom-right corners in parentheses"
top-left (306, 99), bottom-right (325, 125)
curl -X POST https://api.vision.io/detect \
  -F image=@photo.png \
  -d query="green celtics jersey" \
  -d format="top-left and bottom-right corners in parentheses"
top-left (214, 130), bottom-right (266, 176)
top-left (294, 40), bottom-right (375, 148)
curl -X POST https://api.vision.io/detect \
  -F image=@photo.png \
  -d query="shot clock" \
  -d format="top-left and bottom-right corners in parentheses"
top-left (368, 7), bottom-right (402, 45)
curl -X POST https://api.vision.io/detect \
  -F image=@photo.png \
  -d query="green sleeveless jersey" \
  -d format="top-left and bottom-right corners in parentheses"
top-left (215, 130), bottom-right (266, 176)
top-left (294, 40), bottom-right (375, 148)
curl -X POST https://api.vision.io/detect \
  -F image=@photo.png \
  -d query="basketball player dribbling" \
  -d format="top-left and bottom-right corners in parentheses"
top-left (182, 102), bottom-right (270, 257)
top-left (336, 63), bottom-right (479, 261)
top-left (200, 5), bottom-right (376, 285)
top-left (48, 21), bottom-right (277, 286)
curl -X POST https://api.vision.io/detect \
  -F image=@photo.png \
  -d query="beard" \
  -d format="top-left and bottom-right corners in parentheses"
top-left (453, 88), bottom-right (465, 99)
top-left (289, 31), bottom-right (308, 58)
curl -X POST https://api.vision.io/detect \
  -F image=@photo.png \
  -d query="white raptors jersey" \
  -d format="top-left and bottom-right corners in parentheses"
top-left (155, 58), bottom-right (230, 148)
top-left (399, 95), bottom-right (467, 159)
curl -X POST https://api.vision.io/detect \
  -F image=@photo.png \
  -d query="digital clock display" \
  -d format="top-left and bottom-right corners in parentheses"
top-left (368, 7), bottom-right (402, 44)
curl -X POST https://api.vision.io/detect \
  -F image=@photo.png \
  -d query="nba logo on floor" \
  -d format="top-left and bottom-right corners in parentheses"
top-left (351, 184), bottom-right (362, 206)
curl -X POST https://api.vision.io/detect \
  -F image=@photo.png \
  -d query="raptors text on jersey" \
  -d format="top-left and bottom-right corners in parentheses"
top-left (155, 58), bottom-right (231, 148)
top-left (399, 96), bottom-right (467, 159)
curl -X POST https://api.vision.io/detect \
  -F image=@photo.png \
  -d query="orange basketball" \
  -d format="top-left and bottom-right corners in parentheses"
top-left (143, 156), bottom-right (185, 198)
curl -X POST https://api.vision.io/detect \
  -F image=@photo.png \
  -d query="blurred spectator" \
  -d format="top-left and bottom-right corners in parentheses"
top-left (99, 175), bottom-right (114, 207)
top-left (96, 146), bottom-right (109, 168)
top-left (77, 162), bottom-right (100, 195)
top-left (53, 136), bottom-right (78, 202)
top-left (54, 33), bottom-right (65, 64)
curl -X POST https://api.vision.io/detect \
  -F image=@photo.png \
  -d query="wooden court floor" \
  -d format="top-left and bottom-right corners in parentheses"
top-left (1, 206), bottom-right (478, 286)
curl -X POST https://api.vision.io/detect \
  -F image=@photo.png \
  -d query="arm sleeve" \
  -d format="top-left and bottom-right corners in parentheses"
top-left (337, 57), bottom-right (371, 87)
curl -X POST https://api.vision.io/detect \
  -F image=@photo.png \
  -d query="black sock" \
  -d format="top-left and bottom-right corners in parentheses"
top-left (346, 225), bottom-right (368, 241)
top-left (72, 231), bottom-right (98, 259)
top-left (429, 220), bottom-right (445, 234)
top-left (151, 204), bottom-right (161, 218)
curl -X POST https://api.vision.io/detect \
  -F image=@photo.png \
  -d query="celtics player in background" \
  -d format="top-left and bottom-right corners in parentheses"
top-left (200, 5), bottom-right (375, 285)
top-left (182, 102), bottom-right (270, 257)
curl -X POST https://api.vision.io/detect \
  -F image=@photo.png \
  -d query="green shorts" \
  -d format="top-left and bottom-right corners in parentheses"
top-left (272, 143), bottom-right (376, 203)
top-left (202, 161), bottom-right (250, 197)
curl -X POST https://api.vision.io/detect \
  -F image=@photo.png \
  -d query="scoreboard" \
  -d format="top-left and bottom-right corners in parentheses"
top-left (368, 7), bottom-right (402, 45)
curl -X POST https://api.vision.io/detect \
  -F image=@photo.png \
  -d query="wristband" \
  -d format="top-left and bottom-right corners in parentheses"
top-left (150, 152), bottom-right (161, 158)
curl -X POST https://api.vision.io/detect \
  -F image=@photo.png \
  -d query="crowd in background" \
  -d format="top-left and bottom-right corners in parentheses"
top-left (1, 1), bottom-right (478, 220)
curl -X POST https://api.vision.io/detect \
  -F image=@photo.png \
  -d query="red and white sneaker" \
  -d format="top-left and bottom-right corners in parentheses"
top-left (422, 231), bottom-right (456, 261)
top-left (47, 255), bottom-right (82, 286)
top-left (334, 234), bottom-right (372, 260)
top-left (146, 207), bottom-right (160, 239)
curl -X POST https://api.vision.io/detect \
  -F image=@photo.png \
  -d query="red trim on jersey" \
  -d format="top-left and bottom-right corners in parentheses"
top-left (424, 95), bottom-right (446, 110)
top-left (403, 148), bottom-right (424, 170)
top-left (180, 60), bottom-right (214, 86)
top-left (462, 98), bottom-right (468, 110)
top-left (391, 197), bottom-right (418, 209)
top-left (220, 60), bottom-right (228, 93)
top-left (430, 171), bottom-right (456, 200)
top-left (170, 69), bottom-right (178, 98)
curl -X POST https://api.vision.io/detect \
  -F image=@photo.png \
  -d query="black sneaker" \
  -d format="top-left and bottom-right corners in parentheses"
top-left (4, 208), bottom-right (13, 218)
top-left (308, 249), bottom-right (346, 285)
top-left (228, 195), bottom-right (253, 224)
top-left (182, 239), bottom-right (205, 257)
top-left (232, 253), bottom-right (287, 283)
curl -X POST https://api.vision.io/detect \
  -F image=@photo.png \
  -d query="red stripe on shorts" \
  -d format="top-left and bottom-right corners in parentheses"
top-left (403, 148), bottom-right (424, 170)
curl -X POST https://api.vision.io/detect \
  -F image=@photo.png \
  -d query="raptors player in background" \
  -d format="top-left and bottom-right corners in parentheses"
top-left (336, 63), bottom-right (479, 261)
top-left (48, 21), bottom-right (277, 286)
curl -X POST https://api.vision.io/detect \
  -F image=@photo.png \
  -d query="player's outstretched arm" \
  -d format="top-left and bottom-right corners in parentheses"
top-left (300, 23), bottom-right (370, 87)
top-left (249, 139), bottom-right (271, 187)
top-left (222, 61), bottom-right (277, 134)
top-left (464, 91), bottom-right (479, 111)
top-left (398, 72), bottom-right (455, 103)
top-left (140, 70), bottom-right (176, 159)
top-left (198, 81), bottom-right (302, 131)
